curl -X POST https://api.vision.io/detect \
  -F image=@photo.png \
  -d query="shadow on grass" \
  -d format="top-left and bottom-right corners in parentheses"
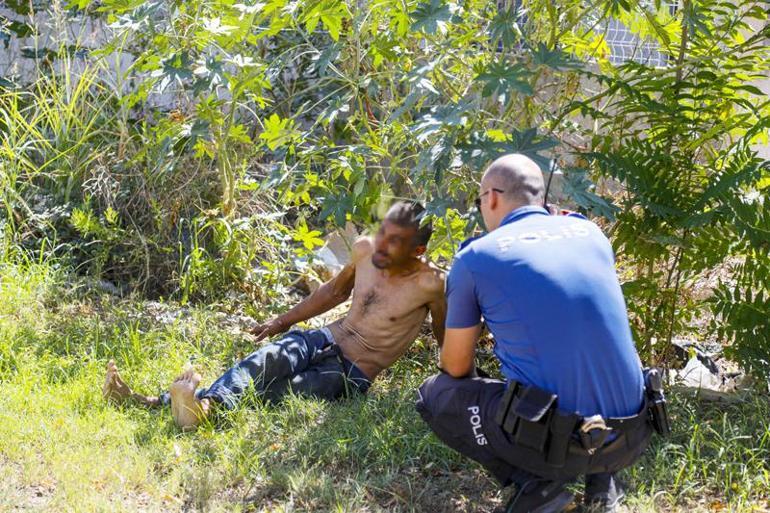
top-left (61, 314), bottom-right (769, 513)
top-left (173, 372), bottom-right (770, 513)
top-left (210, 377), bottom-right (504, 513)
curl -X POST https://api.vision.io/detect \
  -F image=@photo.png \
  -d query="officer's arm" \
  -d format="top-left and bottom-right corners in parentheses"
top-left (441, 257), bottom-right (481, 376)
top-left (440, 325), bottom-right (482, 377)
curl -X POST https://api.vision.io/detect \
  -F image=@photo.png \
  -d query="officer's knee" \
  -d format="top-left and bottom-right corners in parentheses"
top-left (417, 372), bottom-right (441, 401)
top-left (417, 372), bottom-right (462, 417)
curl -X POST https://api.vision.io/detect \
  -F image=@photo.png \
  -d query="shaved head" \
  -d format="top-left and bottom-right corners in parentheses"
top-left (482, 154), bottom-right (545, 207)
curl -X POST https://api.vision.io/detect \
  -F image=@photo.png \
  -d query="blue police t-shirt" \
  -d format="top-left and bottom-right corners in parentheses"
top-left (446, 206), bottom-right (644, 418)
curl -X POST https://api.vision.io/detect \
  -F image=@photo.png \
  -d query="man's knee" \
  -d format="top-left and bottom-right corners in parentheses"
top-left (289, 368), bottom-right (345, 401)
top-left (236, 341), bottom-right (291, 384)
top-left (243, 334), bottom-right (299, 369)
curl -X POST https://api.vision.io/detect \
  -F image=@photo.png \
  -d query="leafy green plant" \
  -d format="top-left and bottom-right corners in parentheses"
top-left (2, 0), bottom-right (768, 374)
top-left (562, 0), bottom-right (770, 365)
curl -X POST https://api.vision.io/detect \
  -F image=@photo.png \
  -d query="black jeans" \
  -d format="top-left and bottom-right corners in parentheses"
top-left (160, 328), bottom-right (371, 407)
top-left (416, 373), bottom-right (651, 486)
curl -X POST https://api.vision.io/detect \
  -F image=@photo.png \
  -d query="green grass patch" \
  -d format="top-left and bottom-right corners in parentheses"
top-left (1, 262), bottom-right (769, 512)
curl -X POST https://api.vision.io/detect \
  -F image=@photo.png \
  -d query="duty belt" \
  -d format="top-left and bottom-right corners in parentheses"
top-left (494, 378), bottom-right (655, 467)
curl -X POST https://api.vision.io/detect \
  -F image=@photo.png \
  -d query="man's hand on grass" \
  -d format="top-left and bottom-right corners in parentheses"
top-left (250, 318), bottom-right (287, 342)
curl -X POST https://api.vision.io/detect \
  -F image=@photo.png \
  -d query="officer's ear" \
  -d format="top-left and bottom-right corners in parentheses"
top-left (413, 244), bottom-right (427, 257)
top-left (489, 189), bottom-right (501, 211)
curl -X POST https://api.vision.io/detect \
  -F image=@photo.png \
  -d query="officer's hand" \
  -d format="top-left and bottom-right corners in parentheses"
top-left (250, 318), bottom-right (287, 342)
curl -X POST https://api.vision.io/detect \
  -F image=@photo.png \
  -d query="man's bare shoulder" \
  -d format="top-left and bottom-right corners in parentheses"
top-left (418, 260), bottom-right (446, 297)
top-left (351, 236), bottom-right (374, 263)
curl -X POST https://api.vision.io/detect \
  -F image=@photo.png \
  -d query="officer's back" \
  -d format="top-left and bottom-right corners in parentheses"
top-left (423, 154), bottom-right (655, 513)
top-left (453, 206), bottom-right (644, 418)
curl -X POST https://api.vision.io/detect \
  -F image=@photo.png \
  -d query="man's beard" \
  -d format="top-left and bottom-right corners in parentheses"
top-left (371, 257), bottom-right (387, 269)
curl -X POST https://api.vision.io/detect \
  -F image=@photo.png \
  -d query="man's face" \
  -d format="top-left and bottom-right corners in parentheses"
top-left (371, 219), bottom-right (422, 269)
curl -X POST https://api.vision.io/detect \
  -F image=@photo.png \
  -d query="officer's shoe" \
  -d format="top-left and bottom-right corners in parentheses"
top-left (581, 491), bottom-right (625, 513)
top-left (502, 478), bottom-right (574, 513)
top-left (581, 474), bottom-right (625, 513)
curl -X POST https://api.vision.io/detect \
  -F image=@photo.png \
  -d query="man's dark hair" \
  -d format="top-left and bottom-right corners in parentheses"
top-left (385, 201), bottom-right (432, 247)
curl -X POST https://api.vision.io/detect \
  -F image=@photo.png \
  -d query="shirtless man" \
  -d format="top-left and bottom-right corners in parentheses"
top-left (103, 201), bottom-right (446, 429)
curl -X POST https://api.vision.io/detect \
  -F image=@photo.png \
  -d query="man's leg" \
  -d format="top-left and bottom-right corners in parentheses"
top-left (105, 330), bottom-right (329, 429)
top-left (102, 360), bottom-right (211, 430)
top-left (261, 347), bottom-right (370, 403)
top-left (416, 373), bottom-right (574, 512)
top-left (197, 329), bottom-right (328, 408)
top-left (416, 373), bottom-right (535, 487)
top-left (165, 329), bottom-right (330, 428)
top-left (262, 353), bottom-right (346, 403)
top-left (172, 331), bottom-right (372, 428)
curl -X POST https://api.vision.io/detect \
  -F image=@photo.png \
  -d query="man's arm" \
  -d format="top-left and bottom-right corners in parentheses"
top-left (252, 262), bottom-right (355, 341)
top-left (440, 325), bottom-right (482, 377)
top-left (253, 237), bottom-right (371, 341)
top-left (428, 294), bottom-right (447, 348)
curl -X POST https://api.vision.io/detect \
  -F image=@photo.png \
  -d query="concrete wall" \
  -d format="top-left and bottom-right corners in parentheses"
top-left (1, 6), bottom-right (177, 107)
top-left (1, 7), bottom-right (103, 81)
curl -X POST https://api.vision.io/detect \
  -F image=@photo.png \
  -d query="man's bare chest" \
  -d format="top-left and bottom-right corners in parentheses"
top-left (351, 264), bottom-right (428, 320)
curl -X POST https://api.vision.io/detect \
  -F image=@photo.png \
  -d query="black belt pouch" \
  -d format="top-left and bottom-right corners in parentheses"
top-left (511, 386), bottom-right (557, 453)
top-left (495, 381), bottom-right (519, 427)
top-left (546, 410), bottom-right (580, 467)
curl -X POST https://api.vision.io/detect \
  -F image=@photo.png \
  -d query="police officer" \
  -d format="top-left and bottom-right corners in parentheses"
top-left (416, 154), bottom-right (652, 512)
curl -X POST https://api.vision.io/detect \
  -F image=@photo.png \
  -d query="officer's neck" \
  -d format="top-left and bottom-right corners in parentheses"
top-left (494, 203), bottom-right (544, 229)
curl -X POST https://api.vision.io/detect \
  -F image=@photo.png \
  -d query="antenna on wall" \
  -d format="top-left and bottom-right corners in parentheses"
top-left (543, 158), bottom-right (557, 211)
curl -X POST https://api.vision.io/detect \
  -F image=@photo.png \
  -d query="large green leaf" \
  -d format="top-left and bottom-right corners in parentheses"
top-left (488, 6), bottom-right (523, 49)
top-left (475, 61), bottom-right (533, 98)
top-left (562, 169), bottom-right (619, 220)
top-left (410, 0), bottom-right (453, 35)
top-left (531, 44), bottom-right (582, 70)
top-left (302, 0), bottom-right (349, 41)
top-left (259, 114), bottom-right (300, 151)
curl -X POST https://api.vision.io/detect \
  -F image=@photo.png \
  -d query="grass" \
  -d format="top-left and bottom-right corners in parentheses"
top-left (1, 260), bottom-right (769, 512)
